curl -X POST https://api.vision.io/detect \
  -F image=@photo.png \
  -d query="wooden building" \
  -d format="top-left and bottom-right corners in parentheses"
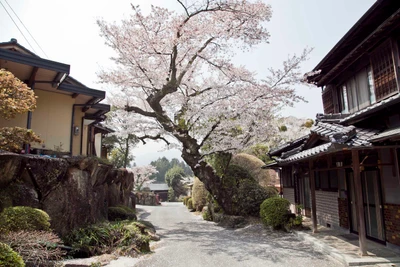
top-left (268, 0), bottom-right (400, 255)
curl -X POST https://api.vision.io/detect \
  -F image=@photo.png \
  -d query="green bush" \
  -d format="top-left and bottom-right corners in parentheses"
top-left (108, 206), bottom-right (137, 221)
top-left (187, 198), bottom-right (194, 211)
top-left (260, 197), bottom-right (290, 230)
top-left (0, 206), bottom-right (50, 233)
top-left (183, 196), bottom-right (191, 206)
top-left (192, 177), bottom-right (208, 211)
top-left (202, 207), bottom-right (212, 221)
top-left (0, 242), bottom-right (25, 267)
top-left (219, 164), bottom-right (269, 216)
top-left (64, 220), bottom-right (151, 257)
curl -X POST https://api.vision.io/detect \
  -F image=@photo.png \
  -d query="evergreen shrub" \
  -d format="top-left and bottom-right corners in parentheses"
top-left (0, 242), bottom-right (25, 267)
top-left (0, 206), bottom-right (50, 233)
top-left (260, 197), bottom-right (290, 230)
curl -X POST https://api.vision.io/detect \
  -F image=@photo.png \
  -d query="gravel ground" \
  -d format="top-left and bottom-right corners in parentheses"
top-left (133, 203), bottom-right (343, 267)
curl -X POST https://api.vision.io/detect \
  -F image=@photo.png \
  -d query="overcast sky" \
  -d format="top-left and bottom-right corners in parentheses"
top-left (0, 0), bottom-right (376, 165)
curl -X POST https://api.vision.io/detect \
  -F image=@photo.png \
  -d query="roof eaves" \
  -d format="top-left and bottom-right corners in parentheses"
top-left (0, 48), bottom-right (70, 74)
top-left (58, 83), bottom-right (105, 99)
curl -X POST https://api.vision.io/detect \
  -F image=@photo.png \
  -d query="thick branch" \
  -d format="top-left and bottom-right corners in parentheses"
top-left (199, 120), bottom-right (221, 148)
top-left (125, 105), bottom-right (157, 118)
top-left (138, 134), bottom-right (170, 146)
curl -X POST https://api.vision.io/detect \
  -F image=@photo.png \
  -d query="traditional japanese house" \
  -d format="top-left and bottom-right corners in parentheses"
top-left (268, 0), bottom-right (400, 254)
top-left (0, 38), bottom-right (111, 158)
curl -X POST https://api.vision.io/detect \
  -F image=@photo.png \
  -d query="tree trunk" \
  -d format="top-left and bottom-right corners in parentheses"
top-left (123, 138), bottom-right (129, 168)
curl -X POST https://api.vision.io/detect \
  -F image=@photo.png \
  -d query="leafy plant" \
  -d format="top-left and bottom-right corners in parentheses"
top-left (260, 197), bottom-right (290, 230)
top-left (63, 221), bottom-right (151, 257)
top-left (0, 206), bottom-right (51, 233)
top-left (0, 242), bottom-right (25, 267)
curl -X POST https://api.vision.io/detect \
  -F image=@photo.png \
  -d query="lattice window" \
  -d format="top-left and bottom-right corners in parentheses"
top-left (322, 86), bottom-right (334, 114)
top-left (370, 40), bottom-right (399, 101)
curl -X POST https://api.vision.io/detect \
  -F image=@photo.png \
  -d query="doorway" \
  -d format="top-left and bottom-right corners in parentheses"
top-left (348, 169), bottom-right (385, 242)
top-left (298, 174), bottom-right (311, 217)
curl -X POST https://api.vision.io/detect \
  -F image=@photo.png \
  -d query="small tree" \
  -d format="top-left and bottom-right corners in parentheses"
top-left (0, 69), bottom-right (41, 152)
top-left (165, 166), bottom-right (186, 199)
top-left (130, 165), bottom-right (158, 191)
top-left (104, 107), bottom-right (139, 168)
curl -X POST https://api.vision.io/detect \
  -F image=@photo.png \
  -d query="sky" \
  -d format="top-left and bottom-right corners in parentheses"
top-left (0, 0), bottom-right (376, 165)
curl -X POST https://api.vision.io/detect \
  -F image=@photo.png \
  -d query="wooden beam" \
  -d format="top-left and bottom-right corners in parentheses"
top-left (71, 93), bottom-right (79, 98)
top-left (28, 67), bottom-right (39, 87)
top-left (309, 160), bottom-right (318, 233)
top-left (352, 149), bottom-right (368, 256)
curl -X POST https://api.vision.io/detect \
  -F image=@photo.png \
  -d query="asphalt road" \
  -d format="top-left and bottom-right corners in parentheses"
top-left (134, 202), bottom-right (343, 267)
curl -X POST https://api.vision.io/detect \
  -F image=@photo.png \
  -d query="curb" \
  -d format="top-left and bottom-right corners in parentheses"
top-left (294, 230), bottom-right (400, 266)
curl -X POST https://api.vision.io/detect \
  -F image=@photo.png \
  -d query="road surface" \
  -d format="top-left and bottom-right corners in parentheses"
top-left (134, 202), bottom-right (342, 267)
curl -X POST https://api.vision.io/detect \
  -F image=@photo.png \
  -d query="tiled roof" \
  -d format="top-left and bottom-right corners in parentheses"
top-left (273, 122), bottom-right (380, 164)
top-left (268, 135), bottom-right (308, 156)
top-left (144, 183), bottom-right (169, 191)
top-left (311, 122), bottom-right (356, 142)
top-left (277, 143), bottom-right (333, 163)
top-left (369, 126), bottom-right (400, 142)
top-left (340, 94), bottom-right (400, 124)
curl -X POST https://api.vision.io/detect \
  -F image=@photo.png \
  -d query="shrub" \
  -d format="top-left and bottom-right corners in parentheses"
top-left (218, 164), bottom-right (269, 216)
top-left (202, 207), bottom-right (212, 221)
top-left (108, 206), bottom-right (137, 221)
top-left (0, 206), bottom-right (50, 233)
top-left (187, 198), bottom-right (194, 211)
top-left (183, 196), bottom-right (191, 206)
top-left (231, 153), bottom-right (275, 187)
top-left (260, 197), bottom-right (290, 230)
top-left (64, 221), bottom-right (151, 257)
top-left (1, 230), bottom-right (65, 266)
top-left (192, 177), bottom-right (208, 211)
top-left (0, 242), bottom-right (25, 267)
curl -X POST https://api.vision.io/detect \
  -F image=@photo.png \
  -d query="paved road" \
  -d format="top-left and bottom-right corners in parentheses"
top-left (134, 203), bottom-right (343, 267)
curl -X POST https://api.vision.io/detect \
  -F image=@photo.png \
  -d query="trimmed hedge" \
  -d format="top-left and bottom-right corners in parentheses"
top-left (192, 177), bottom-right (208, 211)
top-left (0, 206), bottom-right (50, 233)
top-left (0, 242), bottom-right (25, 267)
top-left (187, 198), bottom-right (194, 211)
top-left (260, 197), bottom-right (290, 230)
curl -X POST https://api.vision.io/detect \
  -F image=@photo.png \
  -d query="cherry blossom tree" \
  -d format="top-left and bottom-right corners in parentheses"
top-left (98, 0), bottom-right (310, 212)
top-left (130, 165), bottom-right (158, 191)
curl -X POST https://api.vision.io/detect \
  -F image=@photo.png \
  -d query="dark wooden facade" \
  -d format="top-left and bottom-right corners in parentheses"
top-left (270, 0), bottom-right (400, 255)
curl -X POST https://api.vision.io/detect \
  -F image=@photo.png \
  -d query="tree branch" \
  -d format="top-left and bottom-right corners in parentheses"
top-left (125, 105), bottom-right (157, 118)
top-left (138, 134), bottom-right (170, 145)
top-left (199, 120), bottom-right (221, 148)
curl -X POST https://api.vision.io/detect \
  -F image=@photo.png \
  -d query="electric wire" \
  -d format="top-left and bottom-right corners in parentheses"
top-left (3, 0), bottom-right (49, 58)
top-left (0, 0), bottom-right (37, 54)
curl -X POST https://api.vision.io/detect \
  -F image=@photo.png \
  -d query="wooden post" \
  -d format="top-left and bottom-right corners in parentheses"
top-left (309, 160), bottom-right (318, 233)
top-left (352, 149), bottom-right (368, 256)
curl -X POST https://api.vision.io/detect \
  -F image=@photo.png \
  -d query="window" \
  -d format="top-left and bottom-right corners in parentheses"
top-left (340, 66), bottom-right (376, 113)
top-left (370, 39), bottom-right (398, 101)
top-left (315, 170), bottom-right (339, 191)
top-left (282, 167), bottom-right (294, 188)
top-left (339, 85), bottom-right (349, 113)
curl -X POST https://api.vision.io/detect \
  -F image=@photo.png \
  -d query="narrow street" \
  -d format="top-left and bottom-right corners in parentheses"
top-left (134, 203), bottom-right (342, 267)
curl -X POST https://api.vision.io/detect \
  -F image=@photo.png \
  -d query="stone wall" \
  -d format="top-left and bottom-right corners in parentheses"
top-left (384, 203), bottom-right (400, 246)
top-left (0, 151), bottom-right (134, 237)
